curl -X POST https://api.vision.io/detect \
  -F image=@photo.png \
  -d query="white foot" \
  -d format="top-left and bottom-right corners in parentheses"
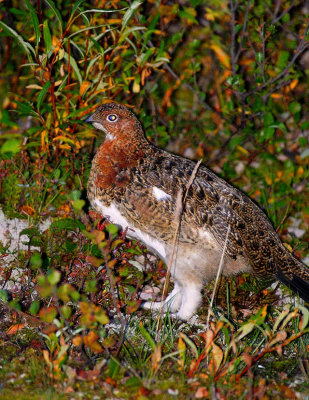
top-left (142, 283), bottom-right (182, 313)
top-left (176, 283), bottom-right (202, 321)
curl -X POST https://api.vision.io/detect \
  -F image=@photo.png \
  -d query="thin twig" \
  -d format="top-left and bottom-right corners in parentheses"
top-left (271, 0), bottom-right (297, 24)
top-left (206, 225), bottom-right (231, 330)
top-left (235, 1), bottom-right (251, 62)
top-left (242, 21), bottom-right (309, 99)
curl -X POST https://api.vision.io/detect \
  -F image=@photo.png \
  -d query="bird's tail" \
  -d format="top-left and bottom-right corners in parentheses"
top-left (276, 252), bottom-right (309, 303)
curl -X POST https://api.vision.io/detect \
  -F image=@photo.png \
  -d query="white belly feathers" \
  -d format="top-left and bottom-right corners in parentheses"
top-left (93, 199), bottom-right (167, 261)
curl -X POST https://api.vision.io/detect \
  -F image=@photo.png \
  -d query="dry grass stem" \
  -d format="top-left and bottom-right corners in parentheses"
top-left (155, 160), bottom-right (202, 339)
top-left (206, 224), bottom-right (231, 330)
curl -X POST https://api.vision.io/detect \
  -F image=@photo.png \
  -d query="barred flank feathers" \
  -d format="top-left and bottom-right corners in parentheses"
top-left (276, 257), bottom-right (309, 303)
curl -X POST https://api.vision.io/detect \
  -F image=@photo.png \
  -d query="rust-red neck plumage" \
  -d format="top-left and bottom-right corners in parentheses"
top-left (87, 103), bottom-right (149, 189)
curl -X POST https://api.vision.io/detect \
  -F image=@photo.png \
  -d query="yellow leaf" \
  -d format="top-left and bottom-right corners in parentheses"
top-left (237, 145), bottom-right (249, 155)
top-left (105, 19), bottom-right (122, 24)
top-left (43, 350), bottom-right (50, 365)
top-left (53, 135), bottom-right (74, 144)
top-left (297, 166), bottom-right (304, 177)
top-left (283, 242), bottom-right (293, 252)
top-left (80, 81), bottom-right (91, 96)
top-left (210, 43), bottom-right (230, 69)
top-left (178, 337), bottom-right (186, 368)
top-left (26, 84), bottom-right (43, 90)
top-left (132, 79), bottom-right (140, 93)
top-left (212, 343), bottom-right (223, 372)
top-left (151, 344), bottom-right (162, 372)
top-left (59, 144), bottom-right (71, 150)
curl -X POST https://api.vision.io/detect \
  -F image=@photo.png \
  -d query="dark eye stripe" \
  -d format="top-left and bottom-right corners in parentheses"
top-left (107, 114), bottom-right (117, 122)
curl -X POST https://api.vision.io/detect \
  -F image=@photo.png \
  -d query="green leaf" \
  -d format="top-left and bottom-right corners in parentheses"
top-left (69, 0), bottom-right (85, 20)
top-left (289, 101), bottom-right (301, 115)
top-left (277, 50), bottom-right (289, 69)
top-left (0, 21), bottom-right (34, 61)
top-left (0, 290), bottom-right (8, 303)
top-left (106, 224), bottom-right (119, 235)
top-left (30, 252), bottom-right (43, 269)
top-left (138, 47), bottom-right (156, 66)
top-left (125, 376), bottom-right (141, 389)
top-left (139, 323), bottom-right (156, 350)
top-left (50, 218), bottom-right (85, 232)
top-left (85, 279), bottom-right (98, 293)
top-left (43, 20), bottom-right (52, 53)
top-left (61, 305), bottom-right (72, 319)
top-left (25, 0), bottom-right (40, 48)
top-left (47, 269), bottom-right (61, 285)
top-left (0, 139), bottom-right (22, 154)
top-left (70, 190), bottom-right (81, 201)
top-left (37, 80), bottom-right (51, 111)
top-left (122, 0), bottom-right (143, 28)
top-left (179, 8), bottom-right (198, 24)
top-left (63, 51), bottom-right (82, 84)
top-left (264, 112), bottom-right (274, 125)
top-left (119, 26), bottom-right (146, 44)
top-left (73, 199), bottom-right (85, 211)
top-left (256, 52), bottom-right (263, 63)
top-left (53, 168), bottom-right (61, 179)
top-left (44, 0), bottom-right (64, 33)
top-left (20, 227), bottom-right (40, 238)
top-left (30, 300), bottom-right (40, 315)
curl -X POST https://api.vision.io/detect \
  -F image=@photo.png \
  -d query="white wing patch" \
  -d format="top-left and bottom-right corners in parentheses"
top-left (152, 186), bottom-right (171, 202)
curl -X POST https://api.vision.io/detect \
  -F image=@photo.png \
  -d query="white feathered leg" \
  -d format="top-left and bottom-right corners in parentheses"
top-left (176, 283), bottom-right (202, 321)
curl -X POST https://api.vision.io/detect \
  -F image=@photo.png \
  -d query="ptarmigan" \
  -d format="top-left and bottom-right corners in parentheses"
top-left (85, 103), bottom-right (309, 321)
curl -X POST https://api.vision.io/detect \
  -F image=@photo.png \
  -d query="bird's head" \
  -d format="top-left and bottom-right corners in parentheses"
top-left (85, 103), bottom-right (145, 144)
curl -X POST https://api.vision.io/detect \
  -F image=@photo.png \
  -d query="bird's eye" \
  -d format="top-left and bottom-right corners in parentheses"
top-left (107, 114), bottom-right (118, 122)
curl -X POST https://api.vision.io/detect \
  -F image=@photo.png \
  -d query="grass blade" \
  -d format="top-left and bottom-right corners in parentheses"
top-left (0, 21), bottom-right (34, 61)
top-left (43, 0), bottom-right (64, 34)
top-left (43, 20), bottom-right (52, 53)
top-left (122, 0), bottom-right (143, 28)
top-left (24, 0), bottom-right (40, 48)
top-left (37, 80), bottom-right (51, 111)
top-left (70, 0), bottom-right (85, 19)
top-left (63, 51), bottom-right (82, 85)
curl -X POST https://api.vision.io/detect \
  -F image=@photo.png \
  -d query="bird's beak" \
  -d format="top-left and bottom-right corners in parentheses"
top-left (84, 113), bottom-right (94, 123)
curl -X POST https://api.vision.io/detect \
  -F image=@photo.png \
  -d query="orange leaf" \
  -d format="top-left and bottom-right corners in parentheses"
top-left (80, 81), bottom-right (91, 96)
top-left (210, 43), bottom-right (230, 69)
top-left (20, 205), bottom-right (35, 216)
top-left (270, 93), bottom-right (283, 99)
top-left (72, 335), bottom-right (82, 346)
top-left (6, 324), bottom-right (25, 335)
top-left (195, 387), bottom-right (209, 398)
top-left (84, 331), bottom-right (99, 345)
top-left (211, 343), bottom-right (223, 373)
top-left (41, 129), bottom-right (48, 152)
